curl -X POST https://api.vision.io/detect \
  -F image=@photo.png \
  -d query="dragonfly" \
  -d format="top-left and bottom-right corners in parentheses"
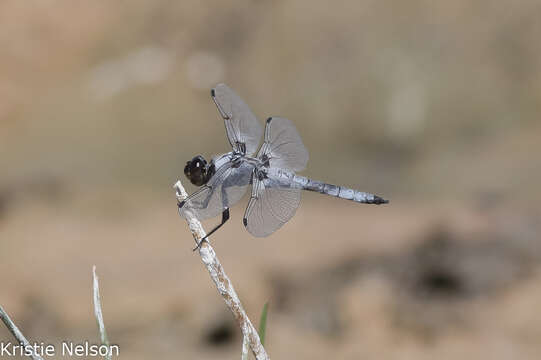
top-left (178, 83), bottom-right (388, 247)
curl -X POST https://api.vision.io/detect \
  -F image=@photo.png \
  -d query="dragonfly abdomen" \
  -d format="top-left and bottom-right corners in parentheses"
top-left (293, 175), bottom-right (388, 205)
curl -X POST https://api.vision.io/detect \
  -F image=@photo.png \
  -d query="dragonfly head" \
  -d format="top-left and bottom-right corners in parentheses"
top-left (184, 155), bottom-right (212, 186)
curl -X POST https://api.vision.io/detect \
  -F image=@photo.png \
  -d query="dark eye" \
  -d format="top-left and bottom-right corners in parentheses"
top-left (184, 156), bottom-right (208, 186)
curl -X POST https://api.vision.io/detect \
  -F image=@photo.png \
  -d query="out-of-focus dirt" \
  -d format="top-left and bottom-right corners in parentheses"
top-left (0, 187), bottom-right (540, 359)
top-left (1, 0), bottom-right (541, 358)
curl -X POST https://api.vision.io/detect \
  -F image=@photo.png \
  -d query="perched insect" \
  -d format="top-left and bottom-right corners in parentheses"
top-left (179, 84), bottom-right (388, 246)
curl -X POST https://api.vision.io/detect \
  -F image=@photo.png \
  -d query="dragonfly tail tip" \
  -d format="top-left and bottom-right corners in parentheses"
top-left (374, 195), bottom-right (389, 205)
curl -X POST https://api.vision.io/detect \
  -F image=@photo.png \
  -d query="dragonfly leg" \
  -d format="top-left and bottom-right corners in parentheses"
top-left (193, 208), bottom-right (230, 251)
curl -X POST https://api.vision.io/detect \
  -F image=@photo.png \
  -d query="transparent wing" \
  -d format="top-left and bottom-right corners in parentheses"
top-left (179, 162), bottom-right (253, 221)
top-left (257, 117), bottom-right (309, 172)
top-left (212, 83), bottom-right (263, 156)
top-left (243, 175), bottom-right (301, 237)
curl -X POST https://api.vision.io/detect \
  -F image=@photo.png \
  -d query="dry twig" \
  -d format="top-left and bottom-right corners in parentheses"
top-left (0, 305), bottom-right (44, 360)
top-left (174, 180), bottom-right (270, 360)
top-left (241, 335), bottom-right (250, 360)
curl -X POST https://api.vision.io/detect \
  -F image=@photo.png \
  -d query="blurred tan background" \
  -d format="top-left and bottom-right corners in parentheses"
top-left (1, 1), bottom-right (541, 359)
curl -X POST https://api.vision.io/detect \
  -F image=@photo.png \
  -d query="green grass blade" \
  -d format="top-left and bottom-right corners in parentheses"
top-left (257, 302), bottom-right (269, 347)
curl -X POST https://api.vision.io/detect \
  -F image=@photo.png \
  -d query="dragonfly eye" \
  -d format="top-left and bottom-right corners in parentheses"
top-left (184, 155), bottom-right (209, 186)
